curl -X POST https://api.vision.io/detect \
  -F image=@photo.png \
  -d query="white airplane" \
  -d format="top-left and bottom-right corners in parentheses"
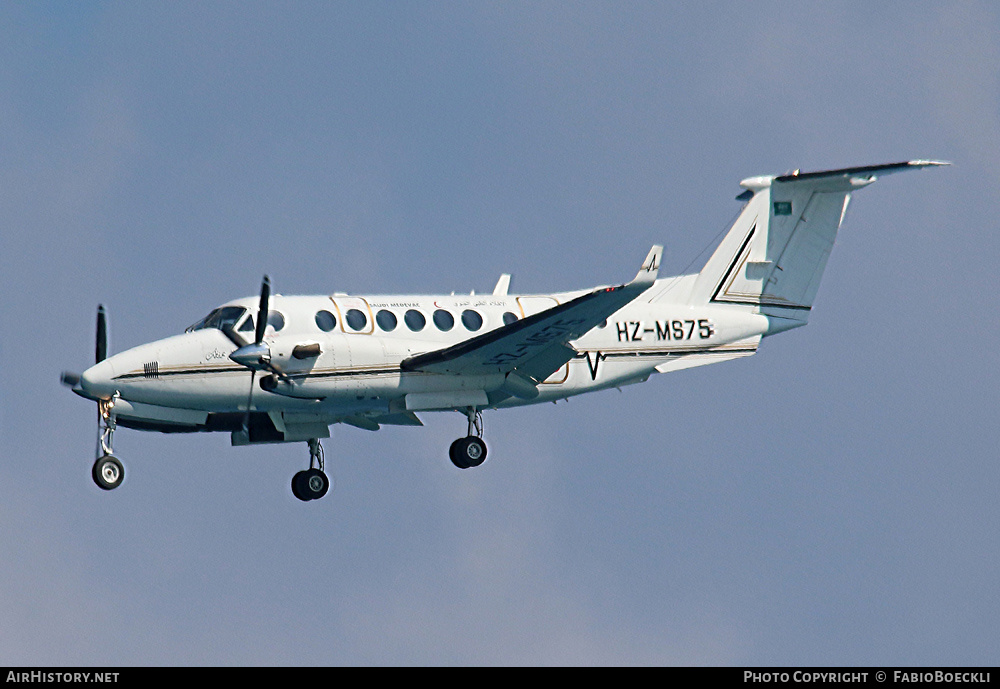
top-left (62, 160), bottom-right (947, 501)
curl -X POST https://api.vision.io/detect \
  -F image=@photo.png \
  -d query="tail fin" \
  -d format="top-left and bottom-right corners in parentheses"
top-left (687, 161), bottom-right (948, 320)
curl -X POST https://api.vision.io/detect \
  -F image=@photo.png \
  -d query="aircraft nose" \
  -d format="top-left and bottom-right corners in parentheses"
top-left (80, 359), bottom-right (117, 398)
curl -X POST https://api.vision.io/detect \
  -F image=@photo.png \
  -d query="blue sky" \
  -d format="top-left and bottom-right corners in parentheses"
top-left (1, 1), bottom-right (997, 665)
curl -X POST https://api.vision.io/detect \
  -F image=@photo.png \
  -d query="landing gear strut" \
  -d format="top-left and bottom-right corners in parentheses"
top-left (93, 395), bottom-right (124, 490)
top-left (292, 438), bottom-right (331, 501)
top-left (449, 407), bottom-right (488, 469)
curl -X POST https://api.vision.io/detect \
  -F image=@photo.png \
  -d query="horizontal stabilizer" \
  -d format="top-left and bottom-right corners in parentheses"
top-left (773, 160), bottom-right (950, 184)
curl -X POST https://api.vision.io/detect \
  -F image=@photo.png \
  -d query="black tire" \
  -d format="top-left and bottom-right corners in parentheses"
top-left (293, 468), bottom-right (330, 501)
top-left (291, 470), bottom-right (310, 501)
top-left (449, 438), bottom-right (469, 469)
top-left (450, 436), bottom-right (487, 469)
top-left (92, 455), bottom-right (124, 490)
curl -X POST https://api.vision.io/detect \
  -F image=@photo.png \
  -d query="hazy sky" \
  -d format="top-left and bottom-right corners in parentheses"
top-left (2, 1), bottom-right (997, 665)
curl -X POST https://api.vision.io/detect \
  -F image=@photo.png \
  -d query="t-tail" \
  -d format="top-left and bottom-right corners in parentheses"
top-left (685, 160), bottom-right (949, 334)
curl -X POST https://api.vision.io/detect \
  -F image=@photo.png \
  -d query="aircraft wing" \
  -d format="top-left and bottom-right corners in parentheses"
top-left (400, 245), bottom-right (662, 387)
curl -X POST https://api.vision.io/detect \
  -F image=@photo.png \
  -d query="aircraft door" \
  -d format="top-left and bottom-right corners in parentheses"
top-left (516, 296), bottom-right (558, 318)
top-left (329, 296), bottom-right (374, 335)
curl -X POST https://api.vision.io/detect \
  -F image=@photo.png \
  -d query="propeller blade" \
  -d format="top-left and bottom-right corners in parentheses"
top-left (244, 369), bottom-right (257, 436)
top-left (255, 276), bottom-right (270, 345)
top-left (61, 371), bottom-right (81, 388)
top-left (96, 305), bottom-right (107, 364)
top-left (262, 359), bottom-right (292, 383)
top-left (221, 324), bottom-right (249, 349)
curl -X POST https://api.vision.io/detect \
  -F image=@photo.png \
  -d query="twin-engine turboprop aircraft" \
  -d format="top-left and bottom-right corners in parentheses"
top-left (62, 160), bottom-right (947, 500)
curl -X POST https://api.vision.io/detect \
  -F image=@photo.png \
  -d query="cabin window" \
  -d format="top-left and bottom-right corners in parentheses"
top-left (376, 309), bottom-right (397, 332)
top-left (404, 309), bottom-right (426, 331)
top-left (502, 311), bottom-right (519, 326)
top-left (461, 309), bottom-right (483, 331)
top-left (433, 309), bottom-right (454, 331)
top-left (315, 310), bottom-right (337, 332)
top-left (345, 309), bottom-right (367, 331)
top-left (267, 311), bottom-right (285, 332)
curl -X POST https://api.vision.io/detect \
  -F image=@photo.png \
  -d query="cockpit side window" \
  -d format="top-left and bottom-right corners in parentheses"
top-left (186, 306), bottom-right (248, 333)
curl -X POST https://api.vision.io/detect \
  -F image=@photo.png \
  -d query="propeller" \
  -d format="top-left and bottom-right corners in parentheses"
top-left (224, 276), bottom-right (291, 435)
top-left (96, 304), bottom-right (107, 364)
top-left (255, 275), bottom-right (270, 345)
top-left (226, 276), bottom-right (275, 368)
top-left (61, 304), bottom-right (108, 389)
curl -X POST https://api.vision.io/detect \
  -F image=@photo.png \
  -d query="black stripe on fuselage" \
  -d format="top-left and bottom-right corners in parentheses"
top-left (113, 365), bottom-right (403, 383)
top-left (575, 347), bottom-right (758, 360)
top-left (115, 365), bottom-right (247, 381)
top-left (114, 344), bottom-right (752, 387)
top-left (711, 224), bottom-right (756, 305)
top-left (709, 223), bottom-right (812, 311)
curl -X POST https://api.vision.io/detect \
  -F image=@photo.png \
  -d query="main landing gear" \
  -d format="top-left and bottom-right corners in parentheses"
top-left (291, 438), bottom-right (331, 502)
top-left (449, 407), bottom-right (488, 469)
top-left (93, 395), bottom-right (124, 491)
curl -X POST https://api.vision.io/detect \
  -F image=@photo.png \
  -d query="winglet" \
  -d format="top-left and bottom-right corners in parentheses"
top-left (633, 245), bottom-right (663, 284)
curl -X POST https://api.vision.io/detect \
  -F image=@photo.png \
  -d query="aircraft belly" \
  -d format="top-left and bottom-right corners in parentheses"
top-left (111, 398), bottom-right (209, 428)
top-left (290, 368), bottom-right (506, 414)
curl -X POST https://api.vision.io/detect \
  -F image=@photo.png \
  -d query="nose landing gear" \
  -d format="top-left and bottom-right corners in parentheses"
top-left (449, 407), bottom-right (488, 469)
top-left (92, 395), bottom-right (124, 491)
top-left (292, 438), bottom-right (331, 501)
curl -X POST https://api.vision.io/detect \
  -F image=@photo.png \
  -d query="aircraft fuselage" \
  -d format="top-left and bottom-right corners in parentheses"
top-left (78, 287), bottom-right (770, 434)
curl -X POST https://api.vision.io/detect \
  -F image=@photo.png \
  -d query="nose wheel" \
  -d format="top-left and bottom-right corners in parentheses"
top-left (449, 407), bottom-right (489, 469)
top-left (93, 454), bottom-right (124, 490)
top-left (292, 438), bottom-right (332, 501)
top-left (92, 395), bottom-right (125, 491)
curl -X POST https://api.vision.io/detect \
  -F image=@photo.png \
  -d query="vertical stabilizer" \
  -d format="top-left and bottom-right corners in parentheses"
top-left (684, 161), bottom-right (948, 321)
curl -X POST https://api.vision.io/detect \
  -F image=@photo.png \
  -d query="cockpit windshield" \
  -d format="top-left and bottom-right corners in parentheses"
top-left (185, 306), bottom-right (248, 333)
